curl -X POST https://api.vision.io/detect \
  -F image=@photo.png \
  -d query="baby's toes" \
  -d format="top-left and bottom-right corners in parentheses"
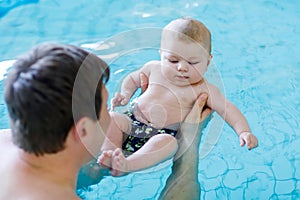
top-left (98, 150), bottom-right (113, 168)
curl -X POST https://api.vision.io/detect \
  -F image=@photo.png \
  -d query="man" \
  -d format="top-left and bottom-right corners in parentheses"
top-left (0, 43), bottom-right (111, 200)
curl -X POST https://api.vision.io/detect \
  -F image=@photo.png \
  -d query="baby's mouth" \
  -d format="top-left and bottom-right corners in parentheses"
top-left (176, 75), bottom-right (189, 80)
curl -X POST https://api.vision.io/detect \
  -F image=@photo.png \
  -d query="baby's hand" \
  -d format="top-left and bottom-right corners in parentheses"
top-left (239, 132), bottom-right (258, 150)
top-left (110, 93), bottom-right (130, 111)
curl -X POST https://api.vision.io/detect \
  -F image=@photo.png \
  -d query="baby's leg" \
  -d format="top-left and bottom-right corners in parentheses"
top-left (110, 134), bottom-right (178, 176)
top-left (98, 112), bottom-right (131, 168)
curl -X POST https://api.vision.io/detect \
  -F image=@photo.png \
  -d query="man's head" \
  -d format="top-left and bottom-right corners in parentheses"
top-left (4, 43), bottom-right (110, 156)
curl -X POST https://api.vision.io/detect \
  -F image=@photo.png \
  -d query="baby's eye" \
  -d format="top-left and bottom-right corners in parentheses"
top-left (168, 59), bottom-right (179, 63)
top-left (188, 61), bottom-right (200, 65)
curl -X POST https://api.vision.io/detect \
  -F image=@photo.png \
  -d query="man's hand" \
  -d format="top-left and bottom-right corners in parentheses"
top-left (184, 93), bottom-right (211, 124)
top-left (176, 92), bottom-right (211, 161)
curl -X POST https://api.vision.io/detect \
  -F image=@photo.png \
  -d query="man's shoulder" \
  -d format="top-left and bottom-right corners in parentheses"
top-left (0, 191), bottom-right (81, 200)
top-left (0, 129), bottom-right (12, 143)
top-left (0, 129), bottom-right (15, 160)
top-left (0, 129), bottom-right (11, 134)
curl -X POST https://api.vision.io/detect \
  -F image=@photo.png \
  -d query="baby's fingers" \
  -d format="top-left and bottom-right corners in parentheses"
top-left (240, 137), bottom-right (246, 147)
top-left (239, 132), bottom-right (258, 150)
top-left (248, 135), bottom-right (258, 149)
top-left (110, 93), bottom-right (125, 109)
top-left (120, 97), bottom-right (129, 106)
top-left (240, 136), bottom-right (252, 149)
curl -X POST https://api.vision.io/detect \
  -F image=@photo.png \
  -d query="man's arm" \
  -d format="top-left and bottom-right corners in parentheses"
top-left (158, 93), bottom-right (210, 200)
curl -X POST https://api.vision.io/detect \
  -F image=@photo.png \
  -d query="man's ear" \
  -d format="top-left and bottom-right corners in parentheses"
top-left (73, 117), bottom-right (88, 142)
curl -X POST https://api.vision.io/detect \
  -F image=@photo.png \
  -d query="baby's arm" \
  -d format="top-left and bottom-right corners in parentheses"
top-left (111, 62), bottom-right (152, 110)
top-left (207, 84), bottom-right (258, 150)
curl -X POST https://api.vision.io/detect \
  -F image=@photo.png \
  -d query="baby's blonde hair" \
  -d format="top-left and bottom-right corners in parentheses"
top-left (162, 17), bottom-right (211, 54)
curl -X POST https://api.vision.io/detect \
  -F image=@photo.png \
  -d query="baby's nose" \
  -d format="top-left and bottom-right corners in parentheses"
top-left (177, 60), bottom-right (189, 72)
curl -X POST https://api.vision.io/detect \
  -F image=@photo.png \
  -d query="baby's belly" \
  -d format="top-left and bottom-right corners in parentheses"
top-left (136, 99), bottom-right (190, 129)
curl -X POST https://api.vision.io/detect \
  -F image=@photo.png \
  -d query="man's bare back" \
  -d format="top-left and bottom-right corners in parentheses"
top-left (0, 130), bottom-right (80, 200)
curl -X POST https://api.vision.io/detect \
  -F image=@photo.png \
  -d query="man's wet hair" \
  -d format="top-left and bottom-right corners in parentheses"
top-left (4, 43), bottom-right (110, 156)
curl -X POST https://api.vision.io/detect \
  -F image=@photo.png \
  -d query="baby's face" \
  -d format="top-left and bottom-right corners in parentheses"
top-left (160, 37), bottom-right (211, 86)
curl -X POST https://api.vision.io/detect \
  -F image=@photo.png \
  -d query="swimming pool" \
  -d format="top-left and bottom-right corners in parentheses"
top-left (0, 0), bottom-right (299, 199)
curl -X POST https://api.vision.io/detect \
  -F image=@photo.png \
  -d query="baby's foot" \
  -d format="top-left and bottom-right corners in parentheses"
top-left (110, 148), bottom-right (129, 176)
top-left (97, 150), bottom-right (113, 169)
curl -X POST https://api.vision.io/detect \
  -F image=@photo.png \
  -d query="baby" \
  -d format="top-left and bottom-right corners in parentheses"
top-left (98, 17), bottom-right (258, 176)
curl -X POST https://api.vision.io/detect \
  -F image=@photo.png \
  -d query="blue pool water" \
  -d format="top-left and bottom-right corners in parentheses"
top-left (1, 0), bottom-right (300, 199)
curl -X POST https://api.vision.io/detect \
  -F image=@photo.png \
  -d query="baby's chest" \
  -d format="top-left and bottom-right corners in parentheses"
top-left (176, 90), bottom-right (197, 106)
top-left (176, 84), bottom-right (208, 105)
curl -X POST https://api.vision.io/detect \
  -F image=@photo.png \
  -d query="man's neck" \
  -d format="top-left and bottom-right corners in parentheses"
top-left (17, 149), bottom-right (80, 189)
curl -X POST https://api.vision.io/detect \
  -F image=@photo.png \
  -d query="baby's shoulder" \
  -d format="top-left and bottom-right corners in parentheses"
top-left (201, 81), bottom-right (226, 103)
top-left (195, 79), bottom-right (213, 90)
top-left (141, 60), bottom-right (161, 75)
top-left (143, 60), bottom-right (161, 68)
top-left (204, 81), bottom-right (218, 90)
top-left (195, 80), bottom-right (221, 97)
